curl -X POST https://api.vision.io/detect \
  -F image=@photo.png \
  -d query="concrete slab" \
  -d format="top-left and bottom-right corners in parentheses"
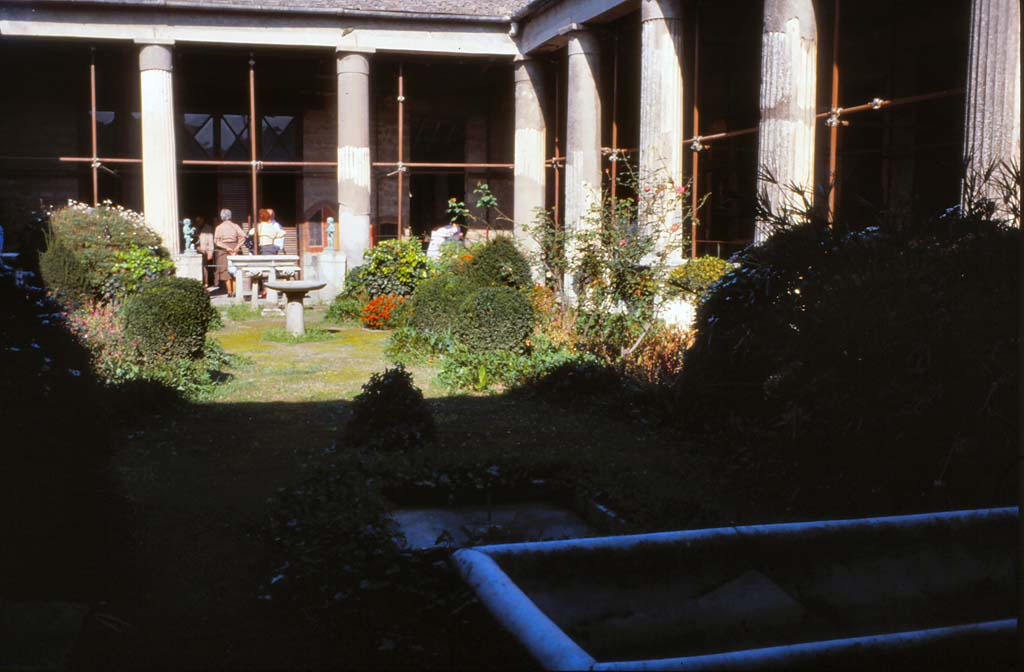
top-left (393, 502), bottom-right (597, 550)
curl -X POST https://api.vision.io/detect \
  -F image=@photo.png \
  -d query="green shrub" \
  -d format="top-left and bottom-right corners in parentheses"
top-left (356, 239), bottom-right (430, 297)
top-left (453, 287), bottom-right (534, 352)
top-left (462, 236), bottom-right (532, 290)
top-left (678, 217), bottom-right (1018, 513)
top-left (437, 339), bottom-right (597, 393)
top-left (385, 326), bottom-right (456, 365)
top-left (324, 294), bottom-right (365, 323)
top-left (345, 365), bottom-right (434, 452)
top-left (409, 272), bottom-right (480, 335)
top-left (39, 201), bottom-right (168, 302)
top-left (121, 276), bottom-right (215, 362)
top-left (666, 256), bottom-right (733, 299)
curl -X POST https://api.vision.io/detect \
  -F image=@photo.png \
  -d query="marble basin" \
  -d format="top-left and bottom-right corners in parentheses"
top-left (264, 280), bottom-right (326, 335)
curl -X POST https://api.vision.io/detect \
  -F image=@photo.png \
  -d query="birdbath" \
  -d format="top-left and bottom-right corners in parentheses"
top-left (264, 280), bottom-right (326, 336)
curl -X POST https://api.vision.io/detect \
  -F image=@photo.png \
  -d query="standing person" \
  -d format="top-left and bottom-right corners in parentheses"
top-left (257, 208), bottom-right (285, 254)
top-left (196, 216), bottom-right (215, 287)
top-left (214, 208), bottom-right (246, 297)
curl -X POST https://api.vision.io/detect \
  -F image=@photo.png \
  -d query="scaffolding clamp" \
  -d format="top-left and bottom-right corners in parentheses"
top-left (871, 97), bottom-right (884, 110)
top-left (826, 107), bottom-right (844, 127)
top-left (251, 160), bottom-right (264, 171)
top-left (690, 136), bottom-right (707, 152)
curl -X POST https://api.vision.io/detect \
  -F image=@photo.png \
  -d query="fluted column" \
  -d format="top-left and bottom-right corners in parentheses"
top-left (139, 43), bottom-right (180, 255)
top-left (755, 0), bottom-right (817, 242)
top-left (514, 57), bottom-right (546, 281)
top-left (564, 28), bottom-right (602, 300)
top-left (337, 49), bottom-right (373, 268)
top-left (963, 0), bottom-right (1021, 223)
top-left (639, 0), bottom-right (685, 259)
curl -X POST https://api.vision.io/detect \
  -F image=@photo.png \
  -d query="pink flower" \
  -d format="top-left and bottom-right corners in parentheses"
top-left (619, 239), bottom-right (627, 247)
top-left (643, 185), bottom-right (652, 193)
top-left (676, 186), bottom-right (686, 194)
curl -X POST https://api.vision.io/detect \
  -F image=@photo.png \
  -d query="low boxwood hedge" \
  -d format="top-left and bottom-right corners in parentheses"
top-left (121, 276), bottom-right (216, 362)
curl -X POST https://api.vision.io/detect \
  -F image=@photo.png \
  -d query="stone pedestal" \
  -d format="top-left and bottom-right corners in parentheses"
top-left (173, 251), bottom-right (203, 282)
top-left (755, 0), bottom-right (817, 242)
top-left (311, 250), bottom-right (347, 304)
top-left (564, 28), bottom-right (602, 301)
top-left (138, 43), bottom-right (180, 255)
top-left (514, 57), bottom-right (546, 282)
top-left (265, 280), bottom-right (328, 336)
top-left (337, 50), bottom-right (374, 268)
top-left (963, 0), bottom-right (1021, 222)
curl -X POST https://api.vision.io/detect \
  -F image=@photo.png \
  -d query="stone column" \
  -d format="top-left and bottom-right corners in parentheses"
top-left (337, 49), bottom-right (373, 269)
top-left (755, 0), bottom-right (817, 243)
top-left (639, 0), bottom-right (685, 259)
top-left (564, 28), bottom-right (602, 300)
top-left (514, 56), bottom-right (547, 281)
top-left (138, 43), bottom-right (180, 255)
top-left (962, 0), bottom-right (1021, 222)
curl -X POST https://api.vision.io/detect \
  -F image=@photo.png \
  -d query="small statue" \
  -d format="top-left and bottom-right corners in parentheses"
top-left (182, 218), bottom-right (196, 251)
top-left (326, 217), bottom-right (336, 249)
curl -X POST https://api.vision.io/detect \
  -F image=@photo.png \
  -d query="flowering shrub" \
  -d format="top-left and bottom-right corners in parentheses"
top-left (348, 240), bottom-right (430, 298)
top-left (39, 200), bottom-right (168, 302)
top-left (65, 301), bottom-right (142, 384)
top-left (360, 294), bottom-right (407, 329)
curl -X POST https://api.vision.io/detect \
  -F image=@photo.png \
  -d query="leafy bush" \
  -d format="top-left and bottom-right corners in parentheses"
top-left (105, 244), bottom-right (175, 299)
top-left (437, 339), bottom-right (597, 393)
top-left (461, 236), bottom-right (532, 290)
top-left (678, 216), bottom-right (1018, 513)
top-left (666, 256), bottom-right (733, 299)
top-left (361, 294), bottom-right (407, 329)
top-left (39, 201), bottom-right (168, 302)
top-left (409, 272), bottom-right (480, 335)
top-left (623, 325), bottom-right (693, 385)
top-left (453, 287), bottom-right (534, 351)
top-left (121, 276), bottom-right (215, 362)
top-left (325, 294), bottom-right (365, 323)
top-left (345, 365), bottom-right (434, 452)
top-left (355, 240), bottom-right (430, 298)
top-left (385, 326), bottom-right (456, 365)
top-left (265, 467), bottom-right (405, 609)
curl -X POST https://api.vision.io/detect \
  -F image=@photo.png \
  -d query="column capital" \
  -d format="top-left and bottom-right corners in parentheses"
top-left (138, 42), bottom-right (173, 72)
top-left (337, 51), bottom-right (371, 76)
top-left (513, 57), bottom-right (544, 82)
top-left (641, 0), bottom-right (683, 22)
top-left (565, 27), bottom-right (600, 56)
top-left (763, 0), bottom-right (817, 40)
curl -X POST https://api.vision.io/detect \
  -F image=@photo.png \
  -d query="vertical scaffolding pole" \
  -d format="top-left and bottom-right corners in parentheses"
top-left (90, 48), bottom-right (99, 206)
top-left (249, 53), bottom-right (260, 253)
top-left (827, 0), bottom-right (840, 225)
top-left (553, 65), bottom-right (562, 228)
top-left (610, 33), bottom-right (619, 201)
top-left (690, 12), bottom-right (699, 259)
top-left (397, 63), bottom-right (405, 240)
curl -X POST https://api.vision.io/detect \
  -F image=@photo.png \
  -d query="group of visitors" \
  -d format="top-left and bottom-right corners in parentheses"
top-left (194, 208), bottom-right (286, 296)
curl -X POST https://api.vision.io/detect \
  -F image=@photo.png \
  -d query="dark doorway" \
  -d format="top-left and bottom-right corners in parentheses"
top-left (409, 172), bottom-right (464, 244)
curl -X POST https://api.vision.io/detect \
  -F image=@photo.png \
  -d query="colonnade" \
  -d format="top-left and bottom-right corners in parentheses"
top-left (134, 0), bottom-right (1020, 262)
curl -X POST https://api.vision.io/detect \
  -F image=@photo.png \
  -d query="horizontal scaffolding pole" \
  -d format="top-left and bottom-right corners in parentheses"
top-left (372, 162), bottom-right (514, 169)
top-left (59, 156), bottom-right (142, 164)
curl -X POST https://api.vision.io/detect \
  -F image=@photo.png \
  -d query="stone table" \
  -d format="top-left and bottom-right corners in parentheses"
top-left (264, 280), bottom-right (326, 336)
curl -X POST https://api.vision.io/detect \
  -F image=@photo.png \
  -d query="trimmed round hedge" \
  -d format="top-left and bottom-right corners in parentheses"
top-left (463, 236), bottom-right (533, 290)
top-left (121, 276), bottom-right (215, 362)
top-left (409, 272), bottom-right (480, 335)
top-left (454, 287), bottom-right (534, 351)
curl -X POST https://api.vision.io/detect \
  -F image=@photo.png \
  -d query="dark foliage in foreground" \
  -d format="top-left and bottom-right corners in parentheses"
top-left (675, 208), bottom-right (1018, 514)
top-left (345, 364), bottom-right (435, 452)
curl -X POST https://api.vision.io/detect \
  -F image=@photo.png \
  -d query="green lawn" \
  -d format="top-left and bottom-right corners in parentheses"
top-left (97, 308), bottom-right (773, 669)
